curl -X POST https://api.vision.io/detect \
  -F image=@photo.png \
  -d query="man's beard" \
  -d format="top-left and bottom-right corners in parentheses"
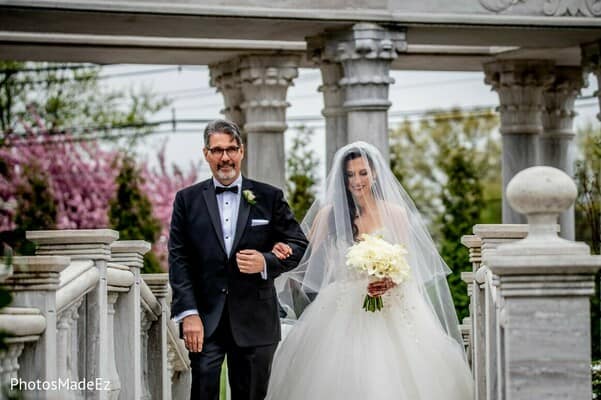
top-left (216, 164), bottom-right (237, 181)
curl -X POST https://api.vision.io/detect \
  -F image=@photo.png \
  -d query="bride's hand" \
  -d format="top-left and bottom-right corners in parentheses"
top-left (367, 277), bottom-right (396, 297)
top-left (272, 242), bottom-right (293, 260)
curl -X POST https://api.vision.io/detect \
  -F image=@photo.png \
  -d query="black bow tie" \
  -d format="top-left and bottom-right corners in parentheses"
top-left (215, 185), bottom-right (239, 195)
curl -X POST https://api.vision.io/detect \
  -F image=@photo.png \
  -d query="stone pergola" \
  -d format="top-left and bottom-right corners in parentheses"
top-left (1, 1), bottom-right (600, 232)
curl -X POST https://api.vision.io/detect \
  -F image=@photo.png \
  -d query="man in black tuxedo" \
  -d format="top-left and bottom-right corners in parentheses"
top-left (168, 119), bottom-right (308, 400)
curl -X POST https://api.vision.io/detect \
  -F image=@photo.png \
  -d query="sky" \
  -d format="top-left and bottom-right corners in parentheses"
top-left (99, 64), bottom-right (601, 185)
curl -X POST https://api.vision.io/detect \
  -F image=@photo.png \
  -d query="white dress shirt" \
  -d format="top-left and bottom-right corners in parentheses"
top-left (173, 176), bottom-right (267, 323)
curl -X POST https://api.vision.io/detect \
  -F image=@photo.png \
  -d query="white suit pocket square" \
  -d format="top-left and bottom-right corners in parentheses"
top-left (251, 219), bottom-right (269, 226)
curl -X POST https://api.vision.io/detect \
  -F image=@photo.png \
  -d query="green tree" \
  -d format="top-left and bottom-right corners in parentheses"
top-left (574, 123), bottom-right (601, 359)
top-left (9, 164), bottom-right (58, 255)
top-left (390, 107), bottom-right (501, 238)
top-left (389, 107), bottom-right (501, 318)
top-left (575, 123), bottom-right (601, 254)
top-left (0, 62), bottom-right (169, 144)
top-left (286, 126), bottom-right (320, 221)
top-left (109, 155), bottom-right (162, 273)
top-left (437, 144), bottom-right (485, 320)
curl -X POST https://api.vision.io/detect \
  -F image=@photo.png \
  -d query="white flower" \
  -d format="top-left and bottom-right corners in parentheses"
top-left (346, 233), bottom-right (411, 285)
top-left (243, 189), bottom-right (257, 205)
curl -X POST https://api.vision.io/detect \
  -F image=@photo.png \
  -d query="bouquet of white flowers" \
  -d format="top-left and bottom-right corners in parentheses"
top-left (345, 233), bottom-right (411, 312)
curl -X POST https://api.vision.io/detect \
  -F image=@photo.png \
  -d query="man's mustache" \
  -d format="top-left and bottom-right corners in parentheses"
top-left (218, 163), bottom-right (235, 169)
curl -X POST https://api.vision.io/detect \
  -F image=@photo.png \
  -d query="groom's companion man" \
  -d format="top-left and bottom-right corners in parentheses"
top-left (168, 119), bottom-right (308, 400)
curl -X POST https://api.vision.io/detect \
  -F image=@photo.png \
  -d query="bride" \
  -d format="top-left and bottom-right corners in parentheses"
top-left (266, 142), bottom-right (473, 400)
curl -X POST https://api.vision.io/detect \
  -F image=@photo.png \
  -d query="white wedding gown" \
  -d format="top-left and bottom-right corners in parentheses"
top-left (266, 237), bottom-right (473, 399)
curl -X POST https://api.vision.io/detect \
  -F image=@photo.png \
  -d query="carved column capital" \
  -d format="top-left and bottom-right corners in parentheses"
top-left (238, 54), bottom-right (300, 134)
top-left (334, 23), bottom-right (407, 111)
top-left (335, 23), bottom-right (407, 63)
top-left (209, 59), bottom-right (245, 128)
top-left (542, 67), bottom-right (588, 137)
top-left (484, 60), bottom-right (555, 135)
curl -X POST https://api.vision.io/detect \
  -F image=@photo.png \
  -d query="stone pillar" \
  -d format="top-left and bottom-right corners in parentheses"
top-left (144, 274), bottom-right (171, 400)
top-left (484, 166), bottom-right (601, 400)
top-left (5, 255), bottom-right (69, 400)
top-left (110, 240), bottom-right (150, 400)
top-left (483, 60), bottom-right (555, 224)
top-left (581, 41), bottom-right (601, 121)
top-left (468, 224), bottom-right (529, 400)
top-left (210, 59), bottom-right (248, 173)
top-left (27, 229), bottom-right (119, 400)
top-left (540, 67), bottom-right (587, 240)
top-left (334, 23), bottom-right (407, 162)
top-left (238, 54), bottom-right (300, 189)
top-left (307, 35), bottom-right (347, 170)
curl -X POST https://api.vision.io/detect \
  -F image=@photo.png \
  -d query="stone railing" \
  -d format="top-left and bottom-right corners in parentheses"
top-left (0, 230), bottom-right (190, 399)
top-left (462, 166), bottom-right (601, 400)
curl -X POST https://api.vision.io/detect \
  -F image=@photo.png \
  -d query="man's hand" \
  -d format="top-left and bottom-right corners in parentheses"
top-left (182, 314), bottom-right (204, 353)
top-left (367, 277), bottom-right (396, 297)
top-left (236, 249), bottom-right (266, 274)
top-left (272, 242), bottom-right (293, 260)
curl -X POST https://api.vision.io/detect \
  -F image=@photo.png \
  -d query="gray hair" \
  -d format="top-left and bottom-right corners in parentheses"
top-left (203, 119), bottom-right (243, 148)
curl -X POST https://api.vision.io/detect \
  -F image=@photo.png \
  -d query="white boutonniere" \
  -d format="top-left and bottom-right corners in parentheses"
top-left (242, 189), bottom-right (257, 205)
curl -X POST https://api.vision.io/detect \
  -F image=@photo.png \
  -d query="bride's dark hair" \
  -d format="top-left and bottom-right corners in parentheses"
top-left (341, 148), bottom-right (382, 241)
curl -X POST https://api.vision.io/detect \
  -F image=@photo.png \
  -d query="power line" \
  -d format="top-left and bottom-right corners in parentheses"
top-left (3, 66), bottom-right (206, 87)
top-left (0, 63), bottom-right (103, 74)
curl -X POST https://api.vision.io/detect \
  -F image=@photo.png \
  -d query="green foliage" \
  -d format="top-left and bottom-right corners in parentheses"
top-left (109, 155), bottom-right (162, 273)
top-left (437, 145), bottom-right (485, 320)
top-left (389, 107), bottom-right (500, 318)
top-left (574, 124), bottom-right (601, 359)
top-left (286, 126), bottom-right (320, 221)
top-left (0, 62), bottom-right (169, 142)
top-left (575, 124), bottom-right (601, 254)
top-left (13, 164), bottom-right (57, 255)
top-left (390, 107), bottom-right (501, 237)
top-left (594, 360), bottom-right (601, 399)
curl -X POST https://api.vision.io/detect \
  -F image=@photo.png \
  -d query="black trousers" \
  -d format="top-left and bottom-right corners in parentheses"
top-left (189, 305), bottom-right (278, 400)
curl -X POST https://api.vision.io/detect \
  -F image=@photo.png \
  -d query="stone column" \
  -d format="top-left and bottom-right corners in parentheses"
top-left (540, 67), bottom-right (587, 240)
top-left (307, 35), bottom-right (347, 170)
top-left (238, 54), bottom-right (300, 189)
top-left (140, 309), bottom-right (155, 400)
top-left (484, 166), bottom-right (601, 400)
top-left (210, 59), bottom-right (248, 173)
top-left (110, 240), bottom-right (150, 400)
top-left (483, 60), bottom-right (555, 224)
top-left (334, 23), bottom-right (407, 162)
top-left (581, 41), bottom-right (601, 121)
top-left (56, 297), bottom-right (84, 400)
top-left (5, 255), bottom-right (69, 400)
top-left (27, 229), bottom-right (119, 400)
top-left (144, 274), bottom-right (171, 400)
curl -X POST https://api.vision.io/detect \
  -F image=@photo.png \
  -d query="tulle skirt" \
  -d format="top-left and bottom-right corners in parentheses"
top-left (266, 279), bottom-right (473, 400)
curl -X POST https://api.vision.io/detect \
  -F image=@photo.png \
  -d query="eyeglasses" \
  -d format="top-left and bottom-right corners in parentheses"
top-left (207, 146), bottom-right (241, 157)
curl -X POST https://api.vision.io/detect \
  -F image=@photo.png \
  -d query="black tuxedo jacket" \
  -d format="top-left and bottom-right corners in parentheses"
top-left (168, 177), bottom-right (308, 347)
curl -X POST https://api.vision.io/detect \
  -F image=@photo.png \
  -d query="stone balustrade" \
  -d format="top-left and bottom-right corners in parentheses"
top-left (462, 166), bottom-right (601, 400)
top-left (0, 231), bottom-right (190, 399)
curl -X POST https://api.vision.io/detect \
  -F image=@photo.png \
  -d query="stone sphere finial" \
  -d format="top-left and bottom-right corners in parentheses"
top-left (501, 166), bottom-right (587, 255)
top-left (507, 166), bottom-right (577, 219)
